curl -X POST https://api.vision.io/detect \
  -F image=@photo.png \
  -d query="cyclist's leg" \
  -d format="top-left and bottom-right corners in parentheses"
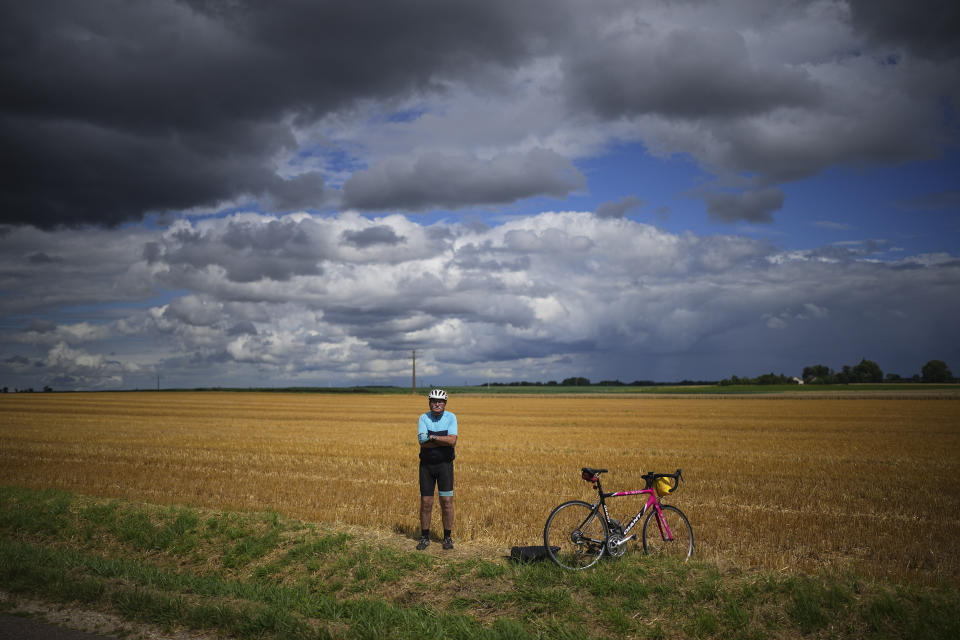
top-left (642, 504), bottom-right (693, 561)
top-left (419, 463), bottom-right (437, 531)
top-left (436, 462), bottom-right (454, 531)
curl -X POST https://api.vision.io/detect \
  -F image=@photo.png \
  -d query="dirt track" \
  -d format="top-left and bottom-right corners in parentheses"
top-left (0, 613), bottom-right (117, 640)
top-left (0, 592), bottom-right (218, 640)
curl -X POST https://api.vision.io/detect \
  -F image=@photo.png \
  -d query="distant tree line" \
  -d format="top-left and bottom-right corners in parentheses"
top-left (802, 359), bottom-right (884, 384)
top-left (718, 372), bottom-right (796, 386)
top-left (718, 358), bottom-right (954, 386)
top-left (483, 359), bottom-right (955, 389)
top-left (802, 359), bottom-right (953, 384)
top-left (483, 377), bottom-right (717, 387)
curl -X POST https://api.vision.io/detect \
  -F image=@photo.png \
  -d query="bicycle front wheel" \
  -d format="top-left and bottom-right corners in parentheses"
top-left (642, 504), bottom-right (693, 561)
top-left (544, 500), bottom-right (608, 570)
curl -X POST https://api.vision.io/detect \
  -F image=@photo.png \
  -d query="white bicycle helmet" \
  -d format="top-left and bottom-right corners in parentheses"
top-left (428, 388), bottom-right (448, 402)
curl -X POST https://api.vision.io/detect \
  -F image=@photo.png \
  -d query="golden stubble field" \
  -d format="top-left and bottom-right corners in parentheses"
top-left (1, 391), bottom-right (958, 585)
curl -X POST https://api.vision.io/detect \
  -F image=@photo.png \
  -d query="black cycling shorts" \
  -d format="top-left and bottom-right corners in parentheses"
top-left (419, 461), bottom-right (454, 497)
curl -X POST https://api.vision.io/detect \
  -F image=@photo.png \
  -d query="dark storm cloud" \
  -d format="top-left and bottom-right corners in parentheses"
top-left (227, 321), bottom-right (257, 336)
top-left (221, 219), bottom-right (312, 252)
top-left (563, 26), bottom-right (821, 120)
top-left (27, 252), bottom-right (59, 264)
top-left (705, 188), bottom-right (785, 223)
top-left (0, 110), bottom-right (315, 227)
top-left (3, 0), bottom-right (957, 234)
top-left (848, 0), bottom-right (960, 59)
top-left (156, 218), bottom-right (324, 282)
top-left (341, 225), bottom-right (405, 248)
top-left (0, 0), bottom-right (568, 227)
top-left (342, 149), bottom-right (586, 211)
top-left (557, 2), bottom-right (958, 221)
top-left (28, 320), bottom-right (57, 333)
top-left (262, 173), bottom-right (329, 212)
top-left (452, 243), bottom-right (531, 272)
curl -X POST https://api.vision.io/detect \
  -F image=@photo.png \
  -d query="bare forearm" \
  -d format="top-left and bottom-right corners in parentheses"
top-left (421, 434), bottom-right (457, 447)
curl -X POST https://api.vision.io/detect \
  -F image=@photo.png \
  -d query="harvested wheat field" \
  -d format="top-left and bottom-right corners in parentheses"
top-left (1, 391), bottom-right (958, 585)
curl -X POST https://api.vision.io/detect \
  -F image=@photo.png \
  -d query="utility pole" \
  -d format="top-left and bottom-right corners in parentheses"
top-left (411, 350), bottom-right (416, 394)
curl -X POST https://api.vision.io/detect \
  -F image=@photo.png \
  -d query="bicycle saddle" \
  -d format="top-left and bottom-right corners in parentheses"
top-left (581, 467), bottom-right (608, 476)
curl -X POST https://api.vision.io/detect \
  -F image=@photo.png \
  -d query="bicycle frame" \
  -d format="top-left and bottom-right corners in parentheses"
top-left (594, 485), bottom-right (676, 542)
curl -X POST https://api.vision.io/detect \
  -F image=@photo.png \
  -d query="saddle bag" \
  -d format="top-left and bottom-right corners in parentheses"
top-left (509, 545), bottom-right (559, 563)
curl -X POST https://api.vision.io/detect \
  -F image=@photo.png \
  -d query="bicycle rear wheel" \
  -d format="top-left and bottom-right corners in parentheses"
top-left (544, 500), bottom-right (608, 570)
top-left (642, 504), bottom-right (693, 561)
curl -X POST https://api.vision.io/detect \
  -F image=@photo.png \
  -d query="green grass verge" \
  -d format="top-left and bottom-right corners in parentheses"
top-left (1, 485), bottom-right (958, 639)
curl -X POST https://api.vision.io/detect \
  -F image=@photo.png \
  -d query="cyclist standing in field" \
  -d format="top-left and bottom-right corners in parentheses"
top-left (416, 388), bottom-right (457, 550)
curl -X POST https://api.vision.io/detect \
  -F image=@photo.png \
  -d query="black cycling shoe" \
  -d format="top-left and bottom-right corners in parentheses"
top-left (416, 536), bottom-right (430, 550)
top-left (442, 536), bottom-right (454, 550)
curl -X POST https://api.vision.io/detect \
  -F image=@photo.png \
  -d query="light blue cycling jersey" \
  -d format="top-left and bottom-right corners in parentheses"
top-left (418, 410), bottom-right (457, 464)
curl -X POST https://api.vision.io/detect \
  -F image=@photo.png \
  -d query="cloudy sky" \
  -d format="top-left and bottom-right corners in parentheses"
top-left (1, 0), bottom-right (958, 390)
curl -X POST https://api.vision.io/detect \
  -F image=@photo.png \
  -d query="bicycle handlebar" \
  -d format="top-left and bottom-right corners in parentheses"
top-left (640, 468), bottom-right (683, 491)
top-left (582, 466), bottom-right (684, 492)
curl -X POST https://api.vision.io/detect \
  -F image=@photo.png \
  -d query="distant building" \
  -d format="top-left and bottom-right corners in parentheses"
top-left (791, 377), bottom-right (804, 385)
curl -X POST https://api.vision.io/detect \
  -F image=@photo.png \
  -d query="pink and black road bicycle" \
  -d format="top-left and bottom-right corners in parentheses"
top-left (544, 467), bottom-right (693, 570)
